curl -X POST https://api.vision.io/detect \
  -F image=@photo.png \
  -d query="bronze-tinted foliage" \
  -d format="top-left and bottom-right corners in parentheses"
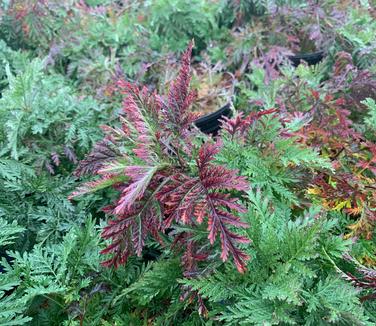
top-left (71, 44), bottom-right (250, 273)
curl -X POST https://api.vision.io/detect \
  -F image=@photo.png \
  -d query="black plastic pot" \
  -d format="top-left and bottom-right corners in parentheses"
top-left (288, 51), bottom-right (324, 67)
top-left (194, 103), bottom-right (232, 135)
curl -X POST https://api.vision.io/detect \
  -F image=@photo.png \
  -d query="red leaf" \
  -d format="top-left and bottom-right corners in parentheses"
top-left (71, 44), bottom-right (252, 276)
top-left (114, 165), bottom-right (159, 215)
top-left (159, 142), bottom-right (250, 271)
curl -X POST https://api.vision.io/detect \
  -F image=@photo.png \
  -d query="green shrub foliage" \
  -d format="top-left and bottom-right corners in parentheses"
top-left (0, 0), bottom-right (375, 325)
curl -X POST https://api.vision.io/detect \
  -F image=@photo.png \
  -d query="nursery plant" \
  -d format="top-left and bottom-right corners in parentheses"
top-left (0, 0), bottom-right (375, 325)
top-left (69, 44), bottom-right (375, 324)
top-left (0, 45), bottom-right (108, 256)
top-left (70, 44), bottom-right (251, 273)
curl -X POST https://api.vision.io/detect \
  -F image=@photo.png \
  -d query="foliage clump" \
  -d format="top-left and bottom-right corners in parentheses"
top-left (0, 0), bottom-right (375, 325)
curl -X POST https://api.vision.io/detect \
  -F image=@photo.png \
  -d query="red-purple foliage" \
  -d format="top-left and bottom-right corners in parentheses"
top-left (70, 44), bottom-right (250, 273)
top-left (220, 109), bottom-right (278, 140)
top-left (283, 55), bottom-right (376, 239)
top-left (158, 142), bottom-right (250, 272)
top-left (162, 42), bottom-right (199, 136)
top-left (74, 139), bottom-right (120, 177)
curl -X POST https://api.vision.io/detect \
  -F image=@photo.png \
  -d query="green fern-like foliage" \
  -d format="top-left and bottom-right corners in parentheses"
top-left (362, 97), bottom-right (376, 137)
top-left (337, 6), bottom-right (376, 68)
top-left (118, 258), bottom-right (182, 306)
top-left (0, 55), bottom-right (108, 250)
top-left (0, 217), bottom-right (203, 325)
top-left (0, 218), bottom-right (25, 248)
top-left (210, 107), bottom-right (371, 324)
top-left (146, 0), bottom-right (222, 52)
top-left (0, 57), bottom-right (105, 166)
top-left (0, 218), bottom-right (29, 325)
top-left (181, 189), bottom-right (371, 325)
top-left (0, 158), bottom-right (93, 250)
top-left (217, 113), bottom-right (332, 206)
top-left (0, 218), bottom-right (102, 325)
top-left (0, 2), bottom-right (374, 325)
top-left (0, 40), bottom-right (30, 93)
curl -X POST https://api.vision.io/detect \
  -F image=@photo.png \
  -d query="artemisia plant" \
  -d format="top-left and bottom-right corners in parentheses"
top-left (69, 43), bottom-right (250, 273)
